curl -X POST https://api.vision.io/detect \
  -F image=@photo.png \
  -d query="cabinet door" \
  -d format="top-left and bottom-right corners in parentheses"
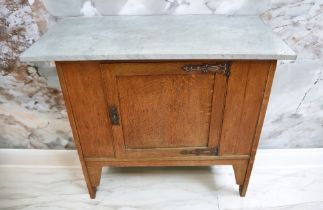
top-left (101, 62), bottom-right (228, 158)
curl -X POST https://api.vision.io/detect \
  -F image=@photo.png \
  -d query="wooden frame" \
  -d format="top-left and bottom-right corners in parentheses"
top-left (56, 60), bottom-right (276, 198)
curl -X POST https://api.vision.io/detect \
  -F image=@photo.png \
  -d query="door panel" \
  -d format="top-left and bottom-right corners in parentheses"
top-left (101, 61), bottom-right (228, 158)
top-left (117, 74), bottom-right (214, 149)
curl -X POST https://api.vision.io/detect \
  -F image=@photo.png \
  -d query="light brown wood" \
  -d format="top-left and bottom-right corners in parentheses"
top-left (86, 158), bottom-right (249, 167)
top-left (87, 164), bottom-right (103, 187)
top-left (56, 60), bottom-right (277, 198)
top-left (59, 62), bottom-right (115, 158)
top-left (117, 74), bottom-right (213, 148)
top-left (101, 61), bottom-right (228, 159)
top-left (84, 154), bottom-right (250, 162)
top-left (111, 61), bottom-right (225, 76)
top-left (100, 65), bottom-right (125, 159)
top-left (239, 60), bottom-right (277, 197)
top-left (208, 73), bottom-right (228, 148)
top-left (56, 62), bottom-right (97, 199)
top-left (233, 162), bottom-right (248, 185)
top-left (219, 61), bottom-right (272, 155)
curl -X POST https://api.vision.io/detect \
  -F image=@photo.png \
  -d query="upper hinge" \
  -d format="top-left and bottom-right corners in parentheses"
top-left (182, 62), bottom-right (230, 77)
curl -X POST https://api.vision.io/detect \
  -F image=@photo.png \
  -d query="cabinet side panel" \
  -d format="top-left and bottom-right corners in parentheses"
top-left (59, 62), bottom-right (115, 157)
top-left (220, 61), bottom-right (271, 155)
top-left (56, 62), bottom-right (96, 197)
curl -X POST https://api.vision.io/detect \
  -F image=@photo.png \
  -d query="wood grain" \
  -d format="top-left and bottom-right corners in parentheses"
top-left (59, 62), bottom-right (115, 157)
top-left (208, 73), bottom-right (228, 148)
top-left (57, 60), bottom-right (277, 198)
top-left (219, 61), bottom-right (272, 155)
top-left (112, 61), bottom-right (226, 76)
top-left (86, 159), bottom-right (249, 167)
top-left (56, 62), bottom-right (97, 199)
top-left (239, 60), bottom-right (277, 196)
top-left (100, 65), bottom-right (128, 158)
top-left (84, 154), bottom-right (250, 162)
top-left (233, 161), bottom-right (248, 185)
top-left (101, 61), bottom-right (228, 158)
top-left (87, 165), bottom-right (103, 187)
top-left (117, 74), bottom-right (214, 148)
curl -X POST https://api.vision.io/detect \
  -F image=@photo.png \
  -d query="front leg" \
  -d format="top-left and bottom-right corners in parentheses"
top-left (232, 161), bottom-right (248, 197)
top-left (86, 164), bottom-right (103, 198)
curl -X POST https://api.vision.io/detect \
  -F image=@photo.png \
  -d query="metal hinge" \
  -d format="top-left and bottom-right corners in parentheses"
top-left (180, 148), bottom-right (218, 156)
top-left (182, 62), bottom-right (230, 77)
top-left (108, 105), bottom-right (120, 125)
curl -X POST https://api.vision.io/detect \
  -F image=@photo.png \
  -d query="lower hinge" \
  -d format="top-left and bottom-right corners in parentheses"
top-left (180, 148), bottom-right (218, 156)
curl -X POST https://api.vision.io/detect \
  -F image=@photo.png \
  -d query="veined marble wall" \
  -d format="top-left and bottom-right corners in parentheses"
top-left (0, 0), bottom-right (322, 149)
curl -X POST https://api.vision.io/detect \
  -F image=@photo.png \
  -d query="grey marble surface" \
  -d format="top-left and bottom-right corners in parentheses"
top-left (20, 15), bottom-right (296, 61)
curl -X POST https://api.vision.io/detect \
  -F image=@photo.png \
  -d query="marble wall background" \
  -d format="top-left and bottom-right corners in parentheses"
top-left (0, 0), bottom-right (322, 149)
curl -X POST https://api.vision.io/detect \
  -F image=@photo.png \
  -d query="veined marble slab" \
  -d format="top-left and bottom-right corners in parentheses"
top-left (20, 15), bottom-right (296, 61)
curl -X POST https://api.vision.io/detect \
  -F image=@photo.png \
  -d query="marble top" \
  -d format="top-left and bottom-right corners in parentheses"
top-left (20, 15), bottom-right (296, 61)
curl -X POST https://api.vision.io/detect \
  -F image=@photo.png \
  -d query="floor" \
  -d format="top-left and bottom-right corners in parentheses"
top-left (0, 149), bottom-right (323, 210)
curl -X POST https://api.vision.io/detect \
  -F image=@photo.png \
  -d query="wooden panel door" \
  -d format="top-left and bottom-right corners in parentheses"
top-left (101, 62), bottom-right (228, 158)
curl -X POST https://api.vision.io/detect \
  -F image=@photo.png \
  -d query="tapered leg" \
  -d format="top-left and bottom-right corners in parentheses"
top-left (238, 159), bottom-right (256, 197)
top-left (232, 161), bottom-right (248, 197)
top-left (86, 164), bottom-right (103, 199)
